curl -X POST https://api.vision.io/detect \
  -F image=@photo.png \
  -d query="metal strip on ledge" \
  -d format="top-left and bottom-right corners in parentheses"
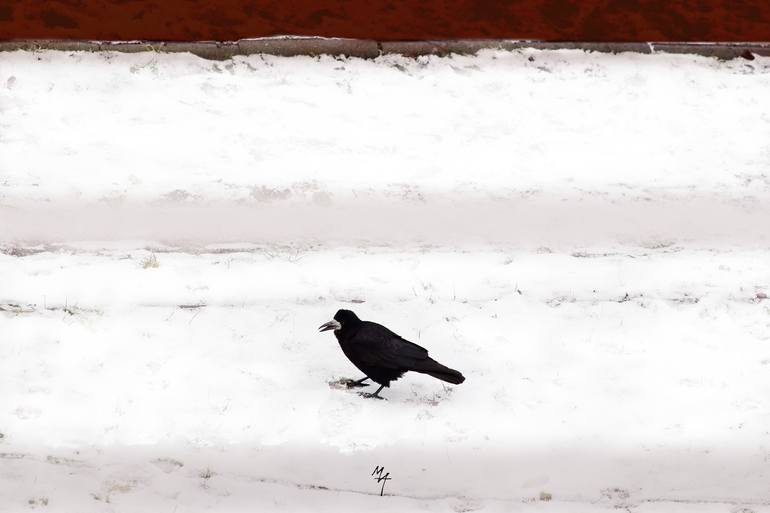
top-left (0, 39), bottom-right (769, 60)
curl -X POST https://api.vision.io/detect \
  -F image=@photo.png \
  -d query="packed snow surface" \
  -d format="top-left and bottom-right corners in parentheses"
top-left (1, 48), bottom-right (770, 246)
top-left (1, 48), bottom-right (770, 512)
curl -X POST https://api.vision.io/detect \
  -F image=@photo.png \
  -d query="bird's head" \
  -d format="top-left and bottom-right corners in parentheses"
top-left (318, 309), bottom-right (360, 333)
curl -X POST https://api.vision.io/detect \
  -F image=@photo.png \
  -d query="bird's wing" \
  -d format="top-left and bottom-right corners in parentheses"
top-left (351, 322), bottom-right (430, 369)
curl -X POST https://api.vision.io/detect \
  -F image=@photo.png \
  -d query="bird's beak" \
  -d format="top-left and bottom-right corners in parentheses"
top-left (318, 320), bottom-right (341, 332)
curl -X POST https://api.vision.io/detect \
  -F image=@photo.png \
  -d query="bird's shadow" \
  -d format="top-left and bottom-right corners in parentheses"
top-left (328, 378), bottom-right (456, 405)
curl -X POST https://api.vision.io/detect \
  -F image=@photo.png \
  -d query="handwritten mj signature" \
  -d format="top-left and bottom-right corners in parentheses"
top-left (371, 466), bottom-right (392, 496)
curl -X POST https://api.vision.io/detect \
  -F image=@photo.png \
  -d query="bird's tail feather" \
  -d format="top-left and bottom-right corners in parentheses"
top-left (415, 358), bottom-right (465, 385)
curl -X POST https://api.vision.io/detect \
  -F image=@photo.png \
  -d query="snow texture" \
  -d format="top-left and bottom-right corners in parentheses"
top-left (1, 49), bottom-right (770, 512)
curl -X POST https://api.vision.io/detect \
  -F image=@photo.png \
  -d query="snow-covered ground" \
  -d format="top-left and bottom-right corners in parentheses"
top-left (1, 49), bottom-right (770, 512)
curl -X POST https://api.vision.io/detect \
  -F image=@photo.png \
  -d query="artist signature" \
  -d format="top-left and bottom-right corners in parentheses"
top-left (371, 465), bottom-right (392, 496)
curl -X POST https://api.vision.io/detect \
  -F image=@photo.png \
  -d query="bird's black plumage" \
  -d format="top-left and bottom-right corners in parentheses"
top-left (319, 309), bottom-right (465, 399)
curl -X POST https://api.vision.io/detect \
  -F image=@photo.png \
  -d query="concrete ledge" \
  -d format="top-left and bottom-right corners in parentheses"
top-left (378, 40), bottom-right (654, 56)
top-left (238, 38), bottom-right (380, 58)
top-left (649, 42), bottom-right (770, 59)
top-left (1, 39), bottom-right (769, 60)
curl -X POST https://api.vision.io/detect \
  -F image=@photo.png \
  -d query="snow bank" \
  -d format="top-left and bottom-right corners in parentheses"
top-left (1, 49), bottom-right (769, 246)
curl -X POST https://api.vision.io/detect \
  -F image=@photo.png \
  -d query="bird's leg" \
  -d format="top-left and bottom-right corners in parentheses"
top-left (360, 384), bottom-right (386, 400)
top-left (343, 377), bottom-right (370, 388)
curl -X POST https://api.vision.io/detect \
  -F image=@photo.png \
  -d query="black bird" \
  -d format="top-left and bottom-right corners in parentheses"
top-left (319, 309), bottom-right (465, 399)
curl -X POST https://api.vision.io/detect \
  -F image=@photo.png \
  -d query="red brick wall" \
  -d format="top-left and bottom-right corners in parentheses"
top-left (1, 1), bottom-right (769, 42)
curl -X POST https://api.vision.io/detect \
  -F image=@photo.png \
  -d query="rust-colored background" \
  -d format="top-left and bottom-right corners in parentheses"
top-left (0, 0), bottom-right (769, 42)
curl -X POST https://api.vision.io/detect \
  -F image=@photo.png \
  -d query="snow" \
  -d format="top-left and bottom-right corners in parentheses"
top-left (1, 48), bottom-right (770, 512)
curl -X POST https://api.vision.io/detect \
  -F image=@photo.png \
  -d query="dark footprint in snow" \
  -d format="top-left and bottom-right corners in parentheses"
top-left (152, 458), bottom-right (184, 473)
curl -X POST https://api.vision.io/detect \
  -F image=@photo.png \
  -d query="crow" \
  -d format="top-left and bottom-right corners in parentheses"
top-left (319, 309), bottom-right (465, 399)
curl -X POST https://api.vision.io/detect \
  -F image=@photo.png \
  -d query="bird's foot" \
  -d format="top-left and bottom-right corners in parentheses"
top-left (328, 378), bottom-right (370, 390)
top-left (358, 392), bottom-right (386, 400)
top-left (342, 378), bottom-right (370, 388)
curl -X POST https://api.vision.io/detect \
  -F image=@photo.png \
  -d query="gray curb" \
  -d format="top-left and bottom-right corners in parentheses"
top-left (0, 39), bottom-right (769, 60)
